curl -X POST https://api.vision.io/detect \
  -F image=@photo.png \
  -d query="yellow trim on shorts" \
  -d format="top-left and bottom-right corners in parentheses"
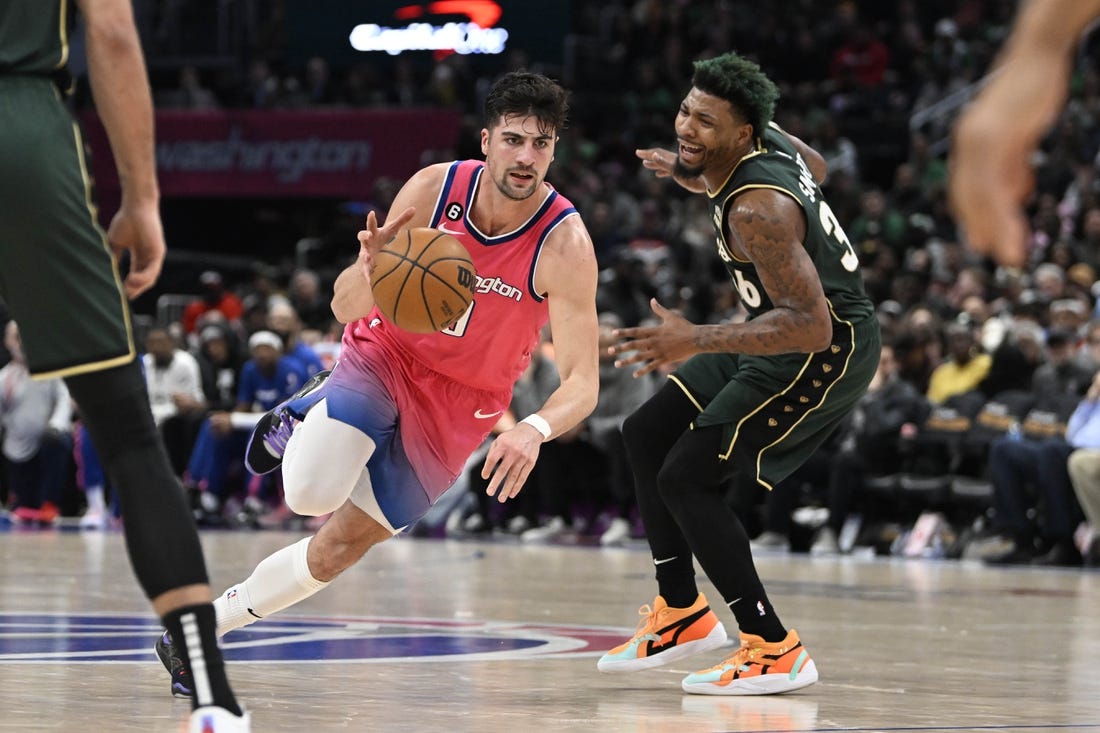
top-left (743, 301), bottom-right (862, 484)
top-left (56, 0), bottom-right (70, 69)
top-left (668, 374), bottom-right (705, 413)
top-left (31, 122), bottom-right (137, 380)
top-left (720, 352), bottom-right (815, 470)
top-left (32, 353), bottom-right (136, 381)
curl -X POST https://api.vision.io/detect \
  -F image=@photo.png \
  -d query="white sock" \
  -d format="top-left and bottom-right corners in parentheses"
top-left (84, 485), bottom-right (105, 513)
top-left (213, 536), bottom-right (330, 638)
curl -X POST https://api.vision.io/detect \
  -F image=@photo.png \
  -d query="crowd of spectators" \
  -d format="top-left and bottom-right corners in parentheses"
top-left (5, 1), bottom-right (1100, 566)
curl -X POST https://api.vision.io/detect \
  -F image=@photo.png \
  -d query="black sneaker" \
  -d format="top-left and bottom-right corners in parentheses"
top-left (245, 369), bottom-right (331, 475)
top-left (154, 630), bottom-right (192, 698)
top-left (1032, 541), bottom-right (1083, 567)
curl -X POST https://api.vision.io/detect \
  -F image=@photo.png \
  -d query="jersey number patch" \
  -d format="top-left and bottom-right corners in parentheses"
top-left (726, 198), bottom-right (860, 309)
top-left (441, 302), bottom-right (474, 337)
top-left (819, 201), bottom-right (860, 272)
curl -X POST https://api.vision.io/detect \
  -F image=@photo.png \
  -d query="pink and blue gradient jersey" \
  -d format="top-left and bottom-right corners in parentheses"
top-left (317, 161), bottom-right (580, 527)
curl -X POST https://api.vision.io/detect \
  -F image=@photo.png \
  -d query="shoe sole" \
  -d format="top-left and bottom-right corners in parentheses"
top-left (682, 659), bottom-right (819, 695)
top-left (153, 638), bottom-right (192, 699)
top-left (190, 706), bottom-right (252, 732)
top-left (244, 370), bottom-right (331, 475)
top-left (597, 621), bottom-right (728, 673)
top-left (244, 409), bottom-right (284, 475)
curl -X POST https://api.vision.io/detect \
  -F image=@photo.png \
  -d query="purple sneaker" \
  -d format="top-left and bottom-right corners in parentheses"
top-left (154, 630), bottom-right (192, 698)
top-left (244, 369), bottom-right (330, 475)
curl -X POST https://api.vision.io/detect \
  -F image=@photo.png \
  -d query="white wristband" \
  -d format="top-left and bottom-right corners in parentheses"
top-left (520, 414), bottom-right (552, 441)
top-left (229, 411), bottom-right (264, 430)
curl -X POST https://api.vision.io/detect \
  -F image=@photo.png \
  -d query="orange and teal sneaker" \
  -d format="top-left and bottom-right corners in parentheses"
top-left (597, 593), bottom-right (728, 673)
top-left (681, 628), bottom-right (818, 695)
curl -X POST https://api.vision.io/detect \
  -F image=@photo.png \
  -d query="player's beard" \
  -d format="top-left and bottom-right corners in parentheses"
top-left (673, 156), bottom-right (704, 180)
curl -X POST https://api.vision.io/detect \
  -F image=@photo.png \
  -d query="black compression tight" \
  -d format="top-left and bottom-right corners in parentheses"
top-left (622, 381), bottom-right (786, 640)
top-left (65, 360), bottom-right (209, 599)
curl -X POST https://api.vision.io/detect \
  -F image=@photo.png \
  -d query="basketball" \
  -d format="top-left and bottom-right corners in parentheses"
top-left (371, 227), bottom-right (477, 333)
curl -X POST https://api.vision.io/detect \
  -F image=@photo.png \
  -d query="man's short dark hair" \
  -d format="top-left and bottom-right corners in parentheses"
top-left (691, 52), bottom-right (779, 136)
top-left (484, 70), bottom-right (569, 136)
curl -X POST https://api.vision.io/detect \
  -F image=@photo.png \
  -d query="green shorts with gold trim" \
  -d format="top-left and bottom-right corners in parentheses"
top-left (670, 316), bottom-right (881, 490)
top-left (0, 76), bottom-right (135, 378)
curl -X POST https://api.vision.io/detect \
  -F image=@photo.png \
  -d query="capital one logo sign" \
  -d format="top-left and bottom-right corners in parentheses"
top-left (350, 1), bottom-right (509, 56)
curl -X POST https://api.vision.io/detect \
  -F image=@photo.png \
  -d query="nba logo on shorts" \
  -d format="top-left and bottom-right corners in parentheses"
top-left (756, 600), bottom-right (766, 616)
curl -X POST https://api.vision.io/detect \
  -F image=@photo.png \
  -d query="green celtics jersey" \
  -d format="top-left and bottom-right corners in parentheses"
top-left (707, 123), bottom-right (874, 325)
top-left (0, 0), bottom-right (74, 77)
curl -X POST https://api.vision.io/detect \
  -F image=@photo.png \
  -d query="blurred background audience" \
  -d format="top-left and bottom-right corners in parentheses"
top-left (4, 1), bottom-right (1100, 568)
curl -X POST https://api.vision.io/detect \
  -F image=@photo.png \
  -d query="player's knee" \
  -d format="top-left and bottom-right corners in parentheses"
top-left (622, 409), bottom-right (661, 472)
top-left (621, 410), bottom-right (645, 450)
top-left (282, 470), bottom-right (356, 517)
top-left (65, 361), bottom-right (159, 458)
top-left (655, 459), bottom-right (692, 507)
top-left (655, 427), bottom-right (726, 504)
top-left (280, 403), bottom-right (377, 517)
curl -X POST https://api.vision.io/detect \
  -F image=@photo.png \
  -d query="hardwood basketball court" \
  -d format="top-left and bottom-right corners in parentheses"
top-left (0, 529), bottom-right (1096, 732)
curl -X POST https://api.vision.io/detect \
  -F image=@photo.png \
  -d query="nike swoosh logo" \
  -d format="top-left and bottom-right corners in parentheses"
top-left (653, 556), bottom-right (677, 565)
top-left (474, 409), bottom-right (503, 420)
top-left (439, 223), bottom-right (464, 236)
top-left (247, 607), bottom-right (263, 619)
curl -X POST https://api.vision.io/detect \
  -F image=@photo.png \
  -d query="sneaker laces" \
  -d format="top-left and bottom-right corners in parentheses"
top-left (263, 412), bottom-right (296, 455)
top-left (631, 603), bottom-right (662, 639)
top-left (702, 639), bottom-right (769, 674)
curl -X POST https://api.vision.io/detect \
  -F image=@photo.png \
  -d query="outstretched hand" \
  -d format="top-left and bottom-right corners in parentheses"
top-left (356, 206), bottom-right (416, 257)
top-left (948, 106), bottom-right (1036, 270)
top-left (635, 148), bottom-right (706, 194)
top-left (355, 206), bottom-right (416, 287)
top-left (608, 298), bottom-right (697, 377)
top-left (948, 51), bottom-right (1072, 269)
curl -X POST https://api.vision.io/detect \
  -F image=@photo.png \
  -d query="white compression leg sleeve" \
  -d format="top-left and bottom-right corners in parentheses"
top-left (214, 536), bottom-right (330, 637)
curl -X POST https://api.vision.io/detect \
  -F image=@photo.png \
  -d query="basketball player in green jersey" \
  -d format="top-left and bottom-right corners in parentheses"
top-left (0, 1), bottom-right (246, 729)
top-left (598, 52), bottom-right (880, 695)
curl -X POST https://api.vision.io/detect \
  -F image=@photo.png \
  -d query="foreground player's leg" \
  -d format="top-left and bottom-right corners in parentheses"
top-left (157, 498), bottom-right (393, 695)
top-left (158, 395), bottom-right (381, 697)
top-left (65, 362), bottom-right (249, 726)
top-left (598, 385), bottom-right (728, 673)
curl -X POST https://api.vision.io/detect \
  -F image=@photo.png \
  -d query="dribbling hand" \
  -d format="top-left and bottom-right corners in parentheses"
top-left (356, 206), bottom-right (416, 288)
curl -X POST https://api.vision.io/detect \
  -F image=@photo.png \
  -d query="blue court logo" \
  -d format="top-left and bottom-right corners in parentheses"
top-left (0, 613), bottom-right (628, 663)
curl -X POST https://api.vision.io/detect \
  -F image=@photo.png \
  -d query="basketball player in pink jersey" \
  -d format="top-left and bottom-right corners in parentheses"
top-left (154, 71), bottom-right (601, 694)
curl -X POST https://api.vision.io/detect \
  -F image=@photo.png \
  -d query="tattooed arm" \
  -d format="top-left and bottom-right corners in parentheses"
top-left (719, 189), bottom-right (832, 352)
top-left (610, 189), bottom-right (831, 376)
